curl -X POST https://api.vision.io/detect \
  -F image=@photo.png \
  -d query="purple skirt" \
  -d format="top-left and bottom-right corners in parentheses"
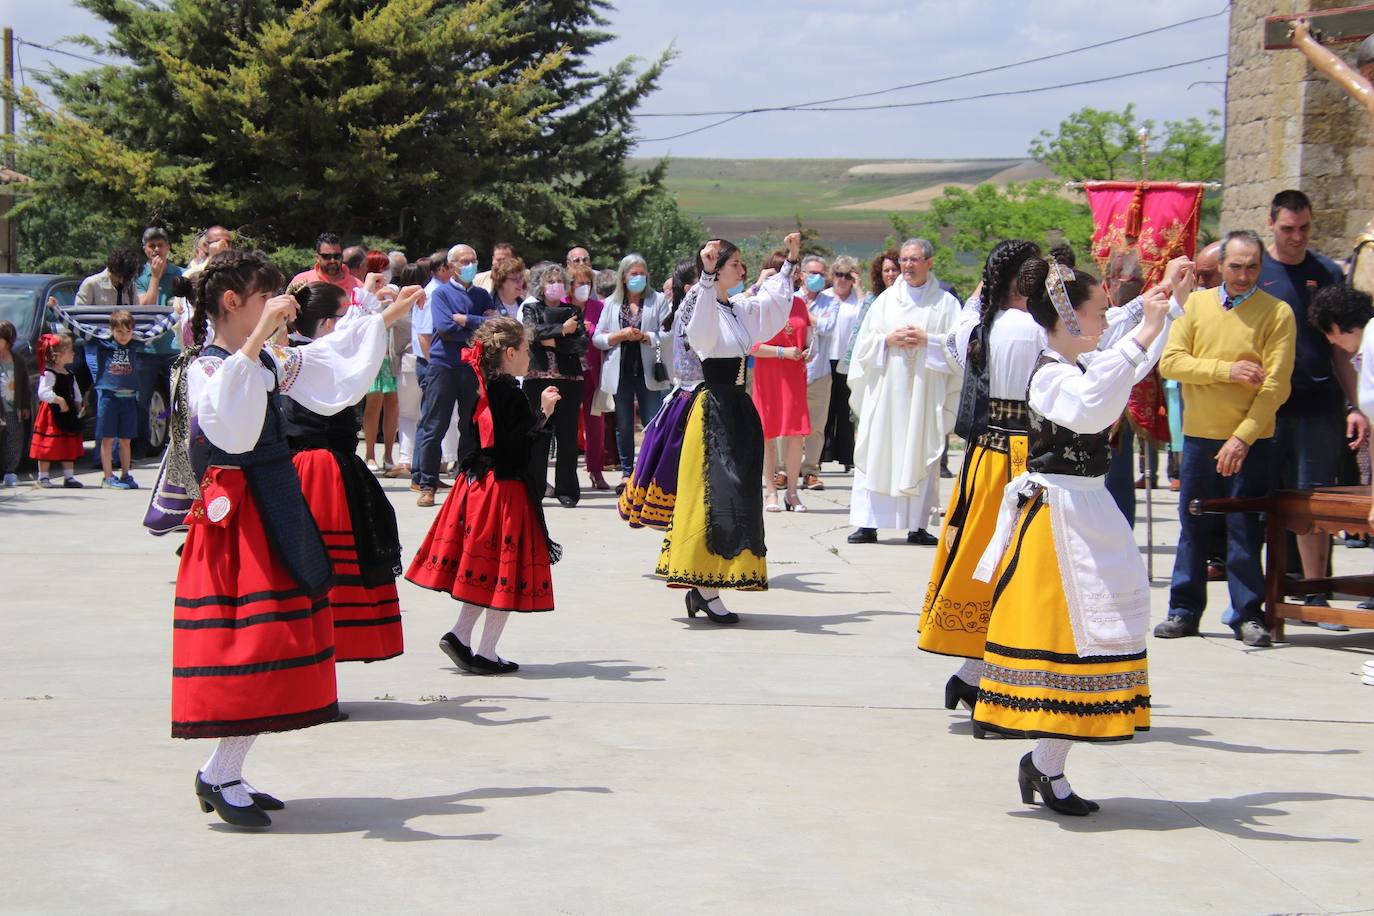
top-left (618, 386), bottom-right (698, 530)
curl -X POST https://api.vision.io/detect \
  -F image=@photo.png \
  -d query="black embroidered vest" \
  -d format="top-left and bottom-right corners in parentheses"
top-left (1025, 353), bottom-right (1113, 478)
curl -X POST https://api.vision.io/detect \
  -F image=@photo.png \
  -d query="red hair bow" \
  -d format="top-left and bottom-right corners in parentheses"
top-left (37, 333), bottom-right (62, 370)
top-left (461, 341), bottom-right (495, 449)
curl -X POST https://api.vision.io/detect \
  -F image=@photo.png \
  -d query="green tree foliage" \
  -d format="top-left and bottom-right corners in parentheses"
top-left (1029, 103), bottom-right (1224, 239)
top-left (625, 189), bottom-right (702, 283)
top-left (891, 180), bottom-right (1095, 292)
top-left (7, 0), bottom-right (670, 272)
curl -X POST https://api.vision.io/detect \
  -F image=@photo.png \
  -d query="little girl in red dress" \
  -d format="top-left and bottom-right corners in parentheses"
top-left (408, 317), bottom-right (562, 674)
top-left (29, 332), bottom-right (85, 487)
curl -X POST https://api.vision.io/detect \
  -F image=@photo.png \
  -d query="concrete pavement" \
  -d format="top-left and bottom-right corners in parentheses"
top-left (2, 460), bottom-right (1373, 915)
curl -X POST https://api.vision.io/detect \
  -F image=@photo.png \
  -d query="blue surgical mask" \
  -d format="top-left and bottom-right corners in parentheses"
top-left (458, 263), bottom-right (478, 284)
top-left (727, 281), bottom-right (745, 297)
top-left (626, 274), bottom-right (648, 294)
top-left (804, 273), bottom-right (825, 293)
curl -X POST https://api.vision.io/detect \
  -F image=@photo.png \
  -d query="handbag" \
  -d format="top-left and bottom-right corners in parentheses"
top-left (143, 354), bottom-right (201, 535)
top-left (651, 342), bottom-right (670, 383)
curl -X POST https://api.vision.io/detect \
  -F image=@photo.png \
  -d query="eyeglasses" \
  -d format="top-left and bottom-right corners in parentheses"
top-left (898, 256), bottom-right (930, 265)
top-left (318, 252), bottom-right (343, 261)
top-left (569, 256), bottom-right (590, 264)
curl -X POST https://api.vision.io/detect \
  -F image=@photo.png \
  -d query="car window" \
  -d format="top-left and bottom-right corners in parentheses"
top-left (0, 286), bottom-right (40, 341)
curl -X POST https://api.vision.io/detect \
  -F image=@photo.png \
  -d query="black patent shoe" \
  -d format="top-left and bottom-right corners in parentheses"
top-left (468, 653), bottom-right (519, 674)
top-left (907, 529), bottom-right (938, 546)
top-left (944, 674), bottom-right (978, 711)
top-left (847, 527), bottom-right (877, 544)
top-left (249, 789), bottom-right (285, 811)
top-left (195, 773), bottom-right (271, 828)
top-left (685, 588), bottom-right (739, 625)
top-left (439, 632), bottom-right (476, 671)
top-left (1017, 753), bottom-right (1097, 816)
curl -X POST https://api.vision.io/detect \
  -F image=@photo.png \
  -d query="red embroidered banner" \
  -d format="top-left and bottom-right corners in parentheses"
top-left (1083, 181), bottom-right (1205, 287)
top-left (1084, 181), bottom-right (1206, 442)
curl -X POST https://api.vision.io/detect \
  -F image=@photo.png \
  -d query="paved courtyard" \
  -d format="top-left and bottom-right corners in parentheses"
top-left (3, 461), bottom-right (1373, 914)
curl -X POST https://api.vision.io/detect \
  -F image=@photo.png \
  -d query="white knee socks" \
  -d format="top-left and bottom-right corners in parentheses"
top-left (201, 734), bottom-right (258, 806)
top-left (696, 586), bottom-right (729, 612)
top-left (955, 658), bottom-right (984, 686)
top-left (476, 610), bottom-right (511, 661)
top-left (452, 603), bottom-right (483, 646)
top-left (1031, 738), bottom-right (1075, 799)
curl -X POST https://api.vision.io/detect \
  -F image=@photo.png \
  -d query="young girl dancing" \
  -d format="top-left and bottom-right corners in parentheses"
top-left (407, 317), bottom-right (562, 674)
top-left (281, 281), bottom-right (424, 665)
top-left (970, 256), bottom-right (1180, 816)
top-left (29, 332), bottom-right (85, 487)
top-left (174, 250), bottom-right (407, 829)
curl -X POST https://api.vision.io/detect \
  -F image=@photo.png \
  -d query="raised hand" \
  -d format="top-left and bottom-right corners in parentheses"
top-left (783, 232), bottom-right (802, 261)
top-left (381, 286), bottom-right (424, 328)
top-left (700, 240), bottom-right (722, 274)
top-left (246, 294), bottom-right (299, 356)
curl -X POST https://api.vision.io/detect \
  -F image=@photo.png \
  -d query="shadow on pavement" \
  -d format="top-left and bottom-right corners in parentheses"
top-left (673, 607), bottom-right (911, 636)
top-left (766, 571), bottom-right (885, 596)
top-left (341, 697), bottom-right (551, 728)
top-left (1142, 725), bottom-right (1361, 756)
top-left (1007, 790), bottom-right (1374, 842)
top-left (514, 659), bottom-right (664, 682)
top-left (211, 785), bottom-right (612, 841)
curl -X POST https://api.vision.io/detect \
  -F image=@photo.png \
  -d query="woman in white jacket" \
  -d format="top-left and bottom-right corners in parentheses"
top-left (593, 253), bottom-right (673, 489)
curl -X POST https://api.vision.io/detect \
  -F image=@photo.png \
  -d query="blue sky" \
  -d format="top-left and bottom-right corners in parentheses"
top-left (6, 0), bottom-right (1230, 159)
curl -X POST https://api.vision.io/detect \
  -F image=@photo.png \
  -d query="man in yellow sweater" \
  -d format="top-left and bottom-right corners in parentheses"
top-left (1156, 230), bottom-right (1296, 647)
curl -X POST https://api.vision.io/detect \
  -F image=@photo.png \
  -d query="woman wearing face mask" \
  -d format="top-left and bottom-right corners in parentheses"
top-left (567, 263), bottom-right (613, 491)
top-left (593, 254), bottom-right (673, 493)
top-left (491, 257), bottom-right (527, 319)
top-left (653, 233), bottom-right (801, 625)
top-left (522, 264), bottom-right (588, 507)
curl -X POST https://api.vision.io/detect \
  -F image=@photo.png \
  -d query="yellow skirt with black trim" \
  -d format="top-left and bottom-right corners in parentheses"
top-left (918, 438), bottom-right (1025, 659)
top-left (973, 492), bottom-right (1150, 742)
top-left (655, 391), bottom-right (768, 591)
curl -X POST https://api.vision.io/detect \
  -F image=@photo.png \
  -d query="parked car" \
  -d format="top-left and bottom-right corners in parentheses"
top-left (0, 273), bottom-right (176, 459)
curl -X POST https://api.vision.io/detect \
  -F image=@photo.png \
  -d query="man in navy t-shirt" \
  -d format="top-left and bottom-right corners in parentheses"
top-left (1261, 189), bottom-right (1368, 629)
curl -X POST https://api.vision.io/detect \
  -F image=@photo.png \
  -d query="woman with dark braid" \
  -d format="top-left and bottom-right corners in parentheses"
top-left (172, 250), bottom-right (411, 829)
top-left (280, 281), bottom-right (424, 666)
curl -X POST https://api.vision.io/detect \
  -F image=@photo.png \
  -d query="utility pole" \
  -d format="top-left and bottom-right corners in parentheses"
top-left (2, 27), bottom-right (15, 273)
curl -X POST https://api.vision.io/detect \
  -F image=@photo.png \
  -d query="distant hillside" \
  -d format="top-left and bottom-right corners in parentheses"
top-left (629, 157), bottom-right (1055, 254)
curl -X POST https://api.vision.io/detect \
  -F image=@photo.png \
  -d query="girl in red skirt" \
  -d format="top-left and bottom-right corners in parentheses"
top-left (280, 281), bottom-right (424, 664)
top-left (29, 332), bottom-right (86, 487)
top-left (175, 250), bottom-right (409, 829)
top-left (408, 317), bottom-right (562, 674)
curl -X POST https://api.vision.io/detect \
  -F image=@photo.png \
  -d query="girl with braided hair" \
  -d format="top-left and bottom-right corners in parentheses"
top-left (967, 256), bottom-right (1178, 816)
top-left (173, 250), bottom-right (412, 829)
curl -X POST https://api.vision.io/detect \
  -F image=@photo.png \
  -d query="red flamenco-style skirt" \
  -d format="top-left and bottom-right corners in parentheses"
top-left (293, 449), bottom-right (404, 663)
top-left (407, 472), bottom-right (555, 613)
top-left (171, 468), bottom-right (338, 738)
top-left (29, 402), bottom-right (84, 462)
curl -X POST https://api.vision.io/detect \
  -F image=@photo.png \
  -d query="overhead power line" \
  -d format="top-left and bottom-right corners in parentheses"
top-left (635, 54), bottom-right (1226, 143)
top-left (15, 38), bottom-right (110, 68)
top-left (637, 4), bottom-right (1230, 119)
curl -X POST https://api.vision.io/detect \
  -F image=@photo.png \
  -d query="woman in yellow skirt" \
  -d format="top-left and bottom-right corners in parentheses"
top-left (919, 240), bottom-right (1042, 709)
top-left (655, 232), bottom-right (801, 624)
top-left (971, 254), bottom-right (1185, 816)
top-left (920, 245), bottom-right (1192, 716)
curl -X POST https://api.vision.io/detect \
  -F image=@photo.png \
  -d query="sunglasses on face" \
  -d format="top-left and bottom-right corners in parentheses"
top-left (318, 252), bottom-right (343, 261)
top-left (569, 257), bottom-right (590, 264)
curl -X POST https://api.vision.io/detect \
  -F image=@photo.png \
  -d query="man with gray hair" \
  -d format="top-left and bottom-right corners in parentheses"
top-left (1156, 230), bottom-right (1296, 647)
top-left (845, 238), bottom-right (962, 545)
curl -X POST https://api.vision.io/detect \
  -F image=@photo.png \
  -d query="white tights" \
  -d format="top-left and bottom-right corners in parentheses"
top-left (452, 603), bottom-right (512, 662)
top-left (1031, 738), bottom-right (1075, 799)
top-left (696, 586), bottom-right (730, 612)
top-left (201, 735), bottom-right (258, 806)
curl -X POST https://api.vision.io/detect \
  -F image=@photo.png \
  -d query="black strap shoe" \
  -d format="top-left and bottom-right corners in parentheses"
top-left (847, 527), bottom-right (877, 544)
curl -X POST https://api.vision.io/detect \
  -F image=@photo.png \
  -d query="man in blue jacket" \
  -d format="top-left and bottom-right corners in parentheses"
top-left (412, 243), bottom-right (494, 507)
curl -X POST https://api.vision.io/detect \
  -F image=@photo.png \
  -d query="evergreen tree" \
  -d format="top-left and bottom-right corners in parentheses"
top-left (6, 0), bottom-right (670, 269)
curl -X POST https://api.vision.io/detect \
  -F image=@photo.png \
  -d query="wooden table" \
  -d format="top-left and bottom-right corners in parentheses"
top-left (1196, 486), bottom-right (1374, 640)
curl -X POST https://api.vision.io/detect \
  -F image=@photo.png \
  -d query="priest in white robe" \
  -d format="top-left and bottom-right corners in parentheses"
top-left (847, 238), bottom-right (963, 544)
